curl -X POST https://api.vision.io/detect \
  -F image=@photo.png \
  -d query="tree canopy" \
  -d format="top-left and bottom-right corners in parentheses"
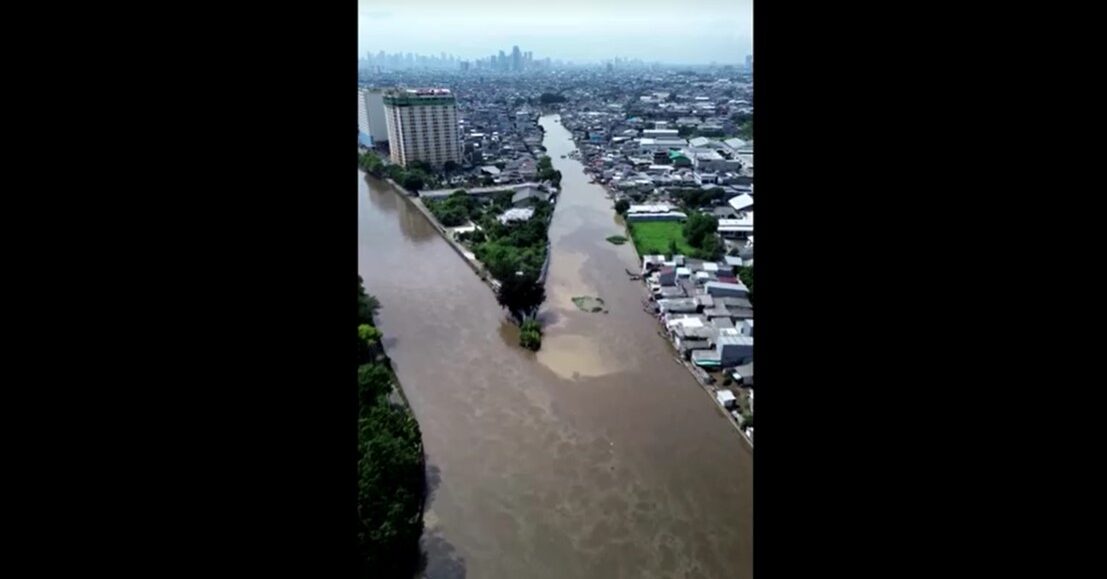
top-left (354, 280), bottom-right (426, 576)
top-left (683, 212), bottom-right (719, 248)
top-left (737, 265), bottom-right (753, 302)
top-left (426, 191), bottom-right (479, 227)
top-left (537, 155), bottom-right (562, 187)
top-left (358, 276), bottom-right (380, 325)
top-left (401, 173), bottom-right (425, 192)
top-left (488, 257), bottom-right (546, 322)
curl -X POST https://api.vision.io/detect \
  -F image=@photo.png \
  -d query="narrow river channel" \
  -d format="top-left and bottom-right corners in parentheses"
top-left (358, 114), bottom-right (752, 578)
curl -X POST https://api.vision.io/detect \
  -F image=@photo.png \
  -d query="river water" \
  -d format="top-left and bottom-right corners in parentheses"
top-left (358, 115), bottom-right (752, 579)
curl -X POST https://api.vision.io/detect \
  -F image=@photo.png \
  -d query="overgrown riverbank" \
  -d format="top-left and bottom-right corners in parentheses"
top-left (420, 159), bottom-right (562, 350)
top-left (357, 275), bottom-right (426, 576)
top-left (359, 150), bottom-right (451, 193)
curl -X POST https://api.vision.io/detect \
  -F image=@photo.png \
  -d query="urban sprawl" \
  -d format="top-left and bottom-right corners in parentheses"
top-left (358, 49), bottom-right (754, 444)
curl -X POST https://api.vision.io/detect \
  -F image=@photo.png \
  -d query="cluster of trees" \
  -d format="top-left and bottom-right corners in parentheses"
top-left (476, 200), bottom-right (551, 338)
top-left (359, 150), bottom-right (386, 176)
top-left (474, 200), bottom-right (552, 273)
top-left (736, 265), bottom-right (753, 303)
top-left (358, 151), bottom-right (443, 193)
top-left (426, 190), bottom-right (480, 227)
top-left (539, 92), bottom-right (567, 104)
top-left (425, 188), bottom-right (551, 345)
top-left (730, 111), bottom-right (752, 125)
top-left (356, 276), bottom-right (426, 576)
top-left (683, 212), bottom-right (721, 260)
top-left (537, 156), bottom-right (562, 188)
top-left (673, 187), bottom-right (727, 209)
top-left (738, 118), bottom-right (753, 140)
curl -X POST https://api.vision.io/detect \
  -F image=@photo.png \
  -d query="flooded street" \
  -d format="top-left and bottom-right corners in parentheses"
top-left (358, 114), bottom-right (752, 578)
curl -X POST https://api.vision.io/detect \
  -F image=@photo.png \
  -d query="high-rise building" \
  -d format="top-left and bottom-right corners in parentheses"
top-left (358, 90), bottom-right (370, 139)
top-left (358, 88), bottom-right (389, 145)
top-left (512, 45), bottom-right (522, 72)
top-left (383, 88), bottom-right (462, 168)
top-left (746, 55), bottom-right (753, 73)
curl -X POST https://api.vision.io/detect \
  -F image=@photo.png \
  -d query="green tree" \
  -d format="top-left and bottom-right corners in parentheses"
top-left (535, 156), bottom-right (562, 187)
top-left (738, 118), bottom-right (753, 140)
top-left (386, 165), bottom-right (406, 181)
top-left (357, 276), bottom-right (380, 325)
top-left (357, 363), bottom-right (393, 408)
top-left (408, 160), bottom-right (433, 174)
top-left (683, 212), bottom-right (719, 249)
top-left (357, 323), bottom-right (384, 363)
top-left (614, 199), bottom-right (630, 215)
top-left (357, 403), bottom-right (425, 576)
top-left (358, 323), bottom-right (382, 345)
top-left (359, 151), bottom-right (385, 178)
top-left (697, 235), bottom-right (720, 260)
top-left (489, 259), bottom-right (546, 322)
top-left (519, 318), bottom-right (543, 350)
top-left (353, 280), bottom-right (426, 577)
top-left (520, 328), bottom-right (542, 350)
top-left (443, 160), bottom-right (459, 173)
top-left (668, 239), bottom-right (679, 257)
top-left (737, 265), bottom-right (753, 302)
top-left (401, 173), bottom-right (425, 192)
top-left (730, 111), bottom-right (752, 124)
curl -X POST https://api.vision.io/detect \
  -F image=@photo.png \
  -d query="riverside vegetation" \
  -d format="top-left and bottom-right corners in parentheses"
top-left (357, 275), bottom-right (426, 577)
top-left (421, 159), bottom-right (561, 350)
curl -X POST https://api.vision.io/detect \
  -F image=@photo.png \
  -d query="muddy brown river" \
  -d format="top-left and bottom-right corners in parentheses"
top-left (358, 114), bottom-right (752, 578)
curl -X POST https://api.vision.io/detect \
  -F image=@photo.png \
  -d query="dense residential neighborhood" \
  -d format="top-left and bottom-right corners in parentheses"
top-left (359, 63), bottom-right (753, 441)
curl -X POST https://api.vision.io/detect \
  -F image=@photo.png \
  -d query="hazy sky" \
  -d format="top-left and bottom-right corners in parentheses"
top-left (358, 0), bottom-right (752, 65)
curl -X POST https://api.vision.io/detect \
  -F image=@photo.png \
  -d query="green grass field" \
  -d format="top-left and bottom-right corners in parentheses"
top-left (627, 221), bottom-right (695, 257)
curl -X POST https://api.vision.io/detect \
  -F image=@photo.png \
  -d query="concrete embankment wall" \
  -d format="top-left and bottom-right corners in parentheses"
top-left (384, 178), bottom-right (496, 291)
top-left (382, 177), bottom-right (555, 293)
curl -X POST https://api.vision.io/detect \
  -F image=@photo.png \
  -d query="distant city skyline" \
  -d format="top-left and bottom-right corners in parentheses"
top-left (358, 0), bottom-right (752, 65)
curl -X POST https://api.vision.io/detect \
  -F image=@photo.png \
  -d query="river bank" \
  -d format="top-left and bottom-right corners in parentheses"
top-left (360, 118), bottom-right (752, 577)
top-left (384, 176), bottom-right (494, 286)
top-left (357, 278), bottom-right (427, 576)
top-left (557, 132), bottom-right (755, 448)
top-left (384, 174), bottom-right (556, 326)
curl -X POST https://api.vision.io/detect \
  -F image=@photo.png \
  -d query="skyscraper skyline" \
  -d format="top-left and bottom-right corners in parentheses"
top-left (358, 0), bottom-right (752, 64)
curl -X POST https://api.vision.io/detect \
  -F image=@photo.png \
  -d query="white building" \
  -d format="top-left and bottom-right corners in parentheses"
top-left (383, 88), bottom-right (463, 168)
top-left (643, 128), bottom-right (680, 139)
top-left (638, 137), bottom-right (689, 154)
top-left (729, 193), bottom-right (754, 212)
top-left (498, 207), bottom-right (535, 224)
top-left (358, 90), bottom-right (370, 137)
top-left (625, 204), bottom-right (688, 222)
top-left (718, 212), bottom-right (754, 238)
top-left (358, 89), bottom-right (388, 145)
